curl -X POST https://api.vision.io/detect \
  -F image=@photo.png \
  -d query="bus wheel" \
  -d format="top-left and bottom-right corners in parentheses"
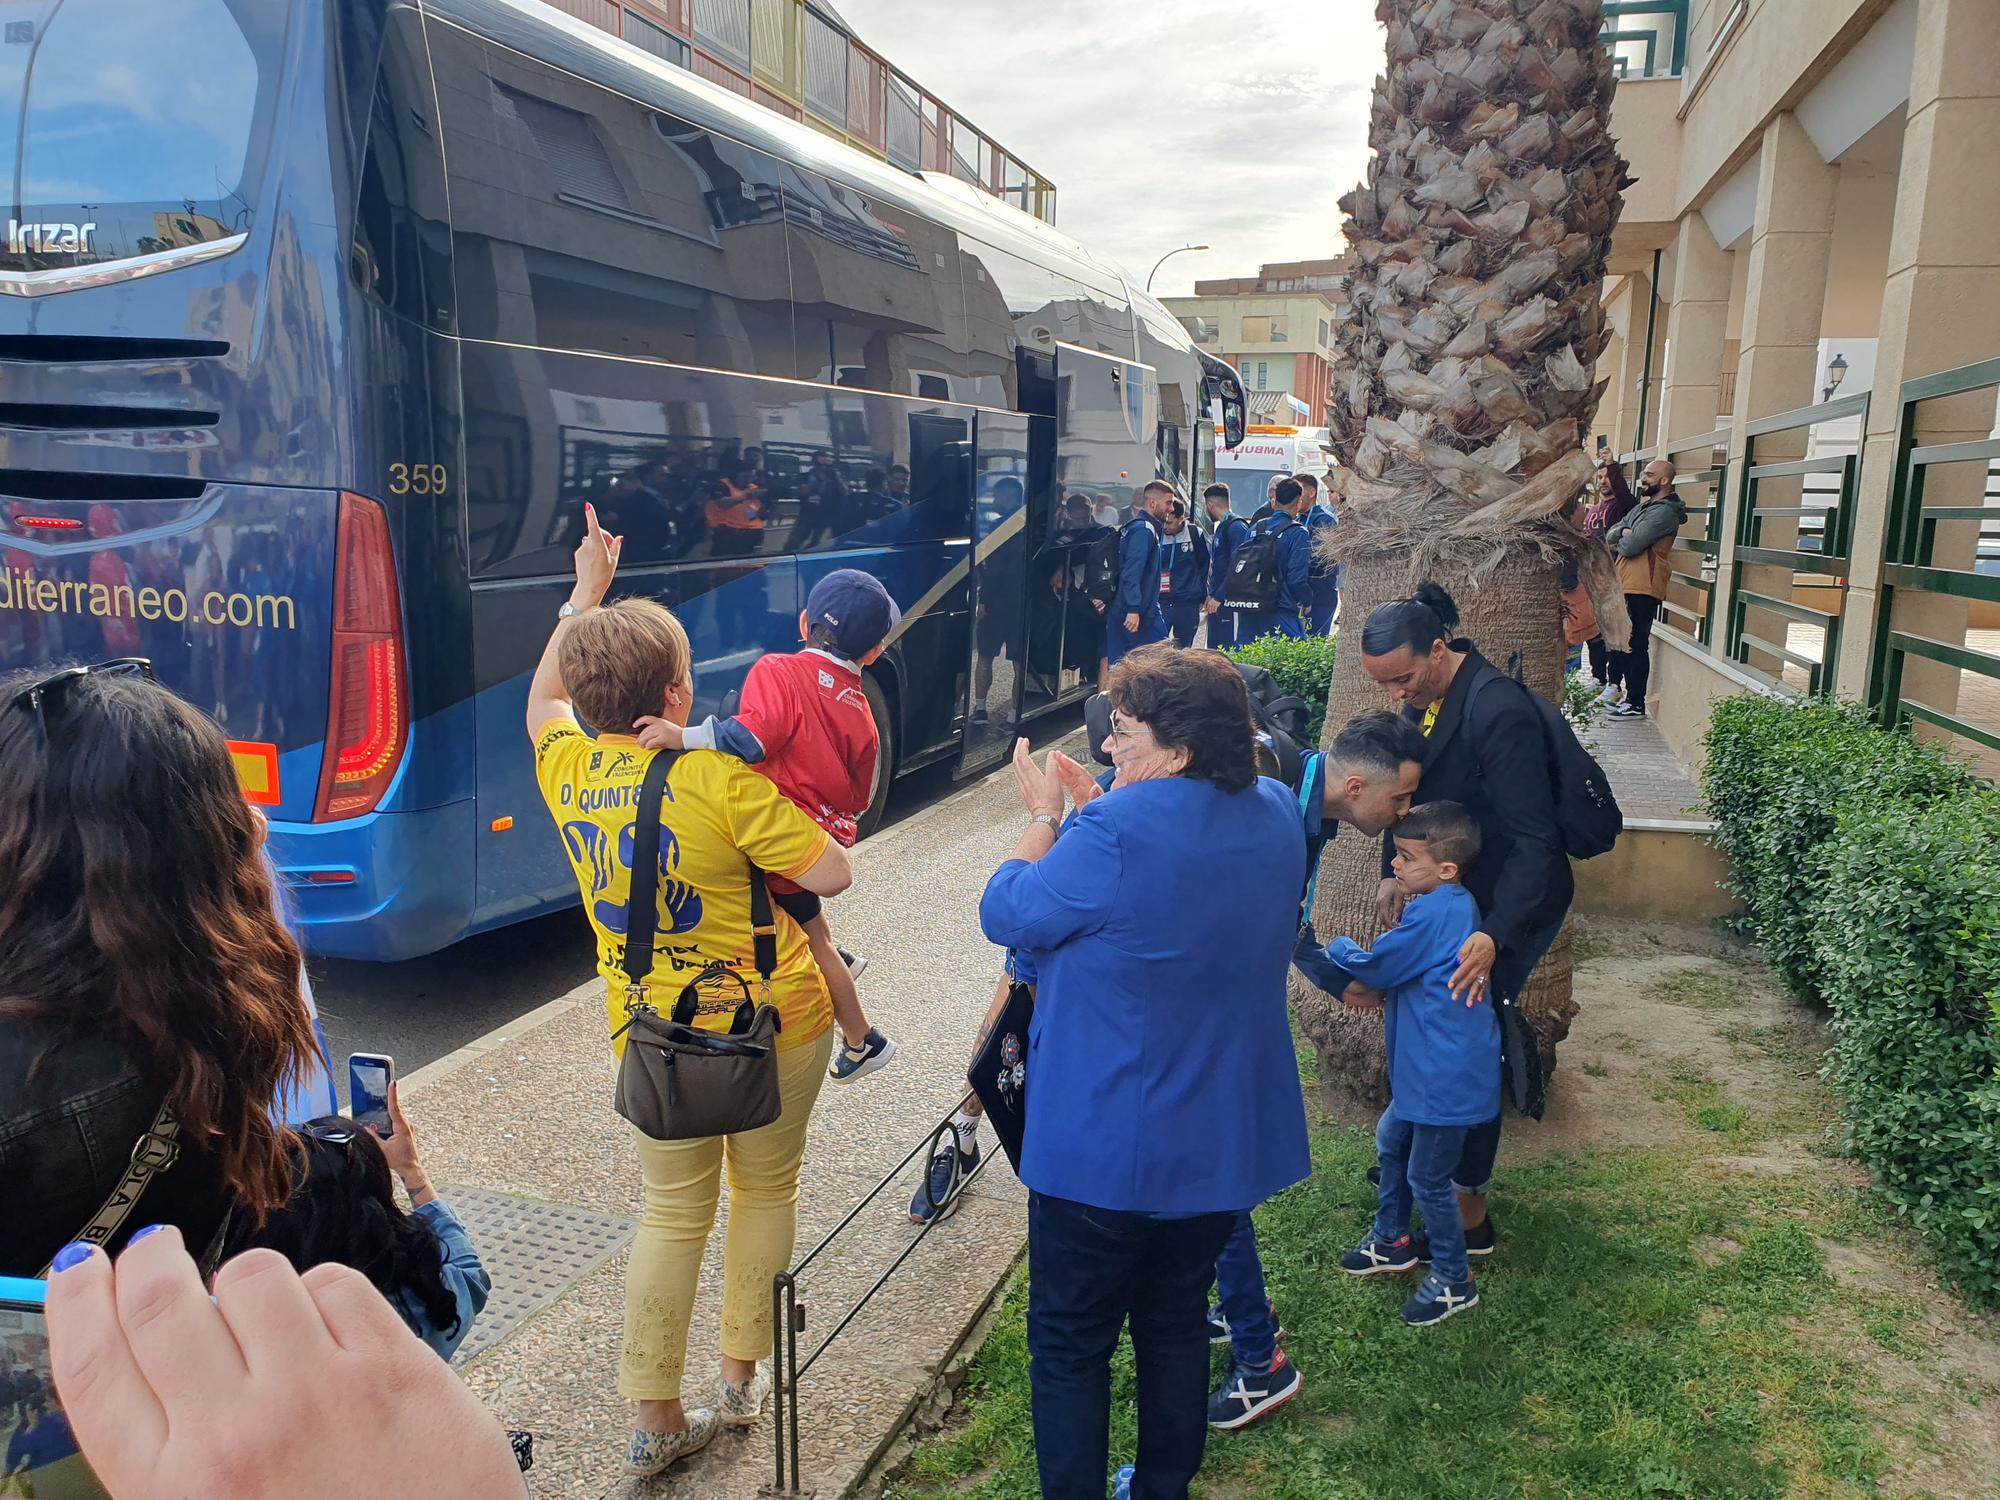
top-left (857, 671), bottom-right (896, 840)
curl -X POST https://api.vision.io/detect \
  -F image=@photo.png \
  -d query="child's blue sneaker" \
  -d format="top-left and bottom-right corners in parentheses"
top-left (1340, 1231), bottom-right (1419, 1276)
top-left (1400, 1270), bottom-right (1479, 1326)
top-left (1113, 1464), bottom-right (1135, 1500)
top-left (829, 1028), bottom-right (897, 1083)
top-left (1207, 1347), bottom-right (1302, 1429)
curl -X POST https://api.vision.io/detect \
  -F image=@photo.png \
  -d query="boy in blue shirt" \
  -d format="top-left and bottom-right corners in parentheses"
top-left (1317, 801), bottom-right (1495, 1326)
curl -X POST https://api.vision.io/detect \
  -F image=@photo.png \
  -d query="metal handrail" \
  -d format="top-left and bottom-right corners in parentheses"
top-left (767, 1090), bottom-right (995, 1494)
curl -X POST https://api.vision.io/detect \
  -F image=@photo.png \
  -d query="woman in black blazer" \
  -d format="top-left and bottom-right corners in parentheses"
top-left (1355, 582), bottom-right (1573, 1256)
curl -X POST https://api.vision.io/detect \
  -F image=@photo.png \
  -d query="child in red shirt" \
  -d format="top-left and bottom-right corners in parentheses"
top-left (637, 569), bottom-right (899, 1082)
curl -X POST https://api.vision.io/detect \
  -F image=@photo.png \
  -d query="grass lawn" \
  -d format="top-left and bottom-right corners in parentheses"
top-left (882, 924), bottom-right (2000, 1500)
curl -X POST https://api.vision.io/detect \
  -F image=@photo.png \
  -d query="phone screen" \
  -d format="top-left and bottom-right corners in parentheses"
top-left (348, 1054), bottom-right (393, 1134)
top-left (0, 1279), bottom-right (112, 1499)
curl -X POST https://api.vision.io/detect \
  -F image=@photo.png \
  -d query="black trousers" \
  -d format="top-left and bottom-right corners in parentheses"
top-left (1027, 1192), bottom-right (1235, 1500)
top-left (1608, 594), bottom-right (1661, 710)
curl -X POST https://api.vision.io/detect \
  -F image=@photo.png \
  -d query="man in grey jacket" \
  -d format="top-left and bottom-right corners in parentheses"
top-left (1604, 459), bottom-right (1688, 719)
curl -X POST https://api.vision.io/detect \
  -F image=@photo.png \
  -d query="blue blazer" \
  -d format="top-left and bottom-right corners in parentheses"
top-left (980, 777), bottom-right (1312, 1214)
top-left (1325, 883), bottom-right (1498, 1126)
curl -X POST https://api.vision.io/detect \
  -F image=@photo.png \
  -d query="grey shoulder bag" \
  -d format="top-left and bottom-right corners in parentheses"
top-left (611, 749), bottom-right (784, 1141)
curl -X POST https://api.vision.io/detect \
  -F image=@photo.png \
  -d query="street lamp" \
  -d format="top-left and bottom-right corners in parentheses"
top-left (1145, 243), bottom-right (1210, 293)
top-left (1822, 351), bottom-right (1849, 405)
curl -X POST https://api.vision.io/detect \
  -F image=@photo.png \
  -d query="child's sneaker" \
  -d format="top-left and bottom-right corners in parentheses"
top-left (909, 1135), bottom-right (979, 1224)
top-left (1412, 1212), bottom-right (1499, 1262)
top-left (1113, 1464), bottom-right (1136, 1500)
top-left (1400, 1270), bottom-right (1479, 1327)
top-left (1206, 1348), bottom-right (1302, 1430)
top-left (1205, 1300), bottom-right (1284, 1344)
top-left (838, 948), bottom-right (869, 982)
top-left (829, 1028), bottom-right (896, 1083)
top-left (1341, 1231), bottom-right (1419, 1276)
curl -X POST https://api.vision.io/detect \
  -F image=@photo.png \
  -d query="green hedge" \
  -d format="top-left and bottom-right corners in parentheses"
top-left (1222, 632), bottom-right (1339, 729)
top-left (1703, 696), bottom-right (2000, 1306)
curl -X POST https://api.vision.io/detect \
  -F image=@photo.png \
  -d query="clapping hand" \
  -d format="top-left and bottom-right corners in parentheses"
top-left (1011, 737), bottom-right (1064, 821)
top-left (1049, 750), bottom-right (1103, 810)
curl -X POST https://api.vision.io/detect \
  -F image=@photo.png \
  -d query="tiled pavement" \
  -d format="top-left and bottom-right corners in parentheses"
top-left (1591, 709), bottom-right (1707, 822)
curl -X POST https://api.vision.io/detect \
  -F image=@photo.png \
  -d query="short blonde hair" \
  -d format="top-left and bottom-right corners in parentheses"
top-left (559, 598), bottom-right (691, 732)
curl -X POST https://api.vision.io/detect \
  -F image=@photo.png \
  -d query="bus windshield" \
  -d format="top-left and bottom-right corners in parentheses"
top-left (1, 0), bottom-right (286, 275)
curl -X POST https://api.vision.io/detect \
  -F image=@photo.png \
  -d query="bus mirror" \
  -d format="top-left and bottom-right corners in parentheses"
top-left (1198, 351), bottom-right (1247, 450)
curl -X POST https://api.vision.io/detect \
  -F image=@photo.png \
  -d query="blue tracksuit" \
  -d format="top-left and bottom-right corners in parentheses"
top-left (1105, 514), bottom-right (1166, 664)
top-left (1160, 526), bottom-right (1208, 647)
top-left (1206, 513), bottom-right (1252, 650)
top-left (1238, 512), bottom-right (1311, 642)
top-left (1304, 503), bottom-right (1341, 637)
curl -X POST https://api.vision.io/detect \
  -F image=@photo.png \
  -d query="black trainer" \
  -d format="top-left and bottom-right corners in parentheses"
top-left (1412, 1212), bottom-right (1499, 1261)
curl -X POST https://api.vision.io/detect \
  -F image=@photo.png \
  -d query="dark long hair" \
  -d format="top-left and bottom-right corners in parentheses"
top-left (1107, 643), bottom-right (1257, 793)
top-left (228, 1121), bottom-right (461, 1339)
top-left (1361, 581), bottom-right (1461, 657)
top-left (0, 671), bottom-right (318, 1217)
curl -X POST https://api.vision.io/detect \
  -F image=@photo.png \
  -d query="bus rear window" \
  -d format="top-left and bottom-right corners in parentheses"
top-left (1, 0), bottom-right (286, 276)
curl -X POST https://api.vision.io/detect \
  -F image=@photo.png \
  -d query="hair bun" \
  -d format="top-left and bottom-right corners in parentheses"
top-left (1411, 580), bottom-right (1460, 633)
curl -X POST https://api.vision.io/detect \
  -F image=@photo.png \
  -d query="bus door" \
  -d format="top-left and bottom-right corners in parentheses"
top-left (959, 409), bottom-right (1032, 775)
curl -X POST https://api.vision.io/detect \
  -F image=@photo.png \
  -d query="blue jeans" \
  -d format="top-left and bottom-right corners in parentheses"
top-left (1373, 1100), bottom-right (1473, 1282)
top-left (1027, 1193), bottom-right (1235, 1500)
top-left (1213, 1211), bottom-right (1276, 1370)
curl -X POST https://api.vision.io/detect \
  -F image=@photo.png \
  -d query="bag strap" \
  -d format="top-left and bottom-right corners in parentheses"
top-left (38, 1098), bottom-right (180, 1276)
top-left (620, 748), bottom-right (681, 1011)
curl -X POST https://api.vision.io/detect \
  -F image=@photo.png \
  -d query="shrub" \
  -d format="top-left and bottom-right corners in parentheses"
top-left (1702, 693), bottom-right (2000, 1307)
top-left (1222, 632), bottom-right (1338, 729)
top-left (1812, 787), bottom-right (2000, 1306)
top-left (1701, 696), bottom-right (1972, 999)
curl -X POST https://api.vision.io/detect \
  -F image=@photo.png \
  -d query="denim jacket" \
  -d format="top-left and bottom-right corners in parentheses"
top-left (0, 1021), bottom-right (230, 1276)
top-left (394, 1198), bottom-right (493, 1361)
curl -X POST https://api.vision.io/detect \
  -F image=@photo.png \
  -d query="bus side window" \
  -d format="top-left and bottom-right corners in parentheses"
top-left (780, 168), bottom-right (970, 405)
top-left (352, 11), bottom-right (454, 331)
top-left (426, 25), bottom-right (798, 378)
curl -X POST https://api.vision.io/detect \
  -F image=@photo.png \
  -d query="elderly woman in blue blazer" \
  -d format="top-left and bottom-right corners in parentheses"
top-left (980, 643), bottom-right (1312, 1500)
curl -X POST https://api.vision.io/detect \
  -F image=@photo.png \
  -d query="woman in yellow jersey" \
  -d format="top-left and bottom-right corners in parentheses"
top-left (524, 505), bottom-right (852, 1479)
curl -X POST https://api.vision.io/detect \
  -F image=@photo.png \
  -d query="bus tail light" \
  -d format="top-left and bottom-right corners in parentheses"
top-left (313, 492), bottom-right (408, 822)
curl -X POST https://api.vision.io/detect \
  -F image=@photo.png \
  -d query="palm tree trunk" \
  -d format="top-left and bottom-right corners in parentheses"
top-left (1298, 0), bottom-right (1623, 1110)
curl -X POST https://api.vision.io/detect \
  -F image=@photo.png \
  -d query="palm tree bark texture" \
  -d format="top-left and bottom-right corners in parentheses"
top-left (1300, 0), bottom-right (1631, 1113)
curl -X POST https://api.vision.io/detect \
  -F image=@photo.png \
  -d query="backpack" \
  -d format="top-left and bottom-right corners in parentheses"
top-left (1479, 652), bottom-right (1623, 859)
top-left (1221, 522), bottom-right (1283, 612)
top-left (1084, 516), bottom-right (1149, 606)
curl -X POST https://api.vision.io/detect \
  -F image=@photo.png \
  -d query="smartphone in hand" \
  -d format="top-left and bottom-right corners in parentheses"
top-left (348, 1052), bottom-right (395, 1135)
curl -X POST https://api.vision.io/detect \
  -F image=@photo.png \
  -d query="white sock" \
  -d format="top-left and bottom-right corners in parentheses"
top-left (950, 1109), bottom-right (981, 1152)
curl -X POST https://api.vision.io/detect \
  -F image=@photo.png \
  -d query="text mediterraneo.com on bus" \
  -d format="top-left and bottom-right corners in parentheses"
top-left (0, 562), bottom-right (298, 631)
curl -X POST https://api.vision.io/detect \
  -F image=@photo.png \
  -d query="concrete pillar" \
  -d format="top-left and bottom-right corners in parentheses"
top-left (1718, 112), bottom-right (1838, 681)
top-left (1656, 215), bottom-right (1736, 641)
top-left (1837, 0), bottom-right (2000, 739)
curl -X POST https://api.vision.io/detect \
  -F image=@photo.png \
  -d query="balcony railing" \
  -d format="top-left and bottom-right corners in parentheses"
top-left (567, 0), bottom-right (1057, 221)
top-left (1602, 0), bottom-right (1687, 80)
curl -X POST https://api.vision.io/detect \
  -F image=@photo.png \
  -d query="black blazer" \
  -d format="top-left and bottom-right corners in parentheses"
top-left (1381, 643), bottom-right (1574, 957)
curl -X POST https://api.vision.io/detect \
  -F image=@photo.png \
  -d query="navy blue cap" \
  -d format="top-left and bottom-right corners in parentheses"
top-left (805, 569), bottom-right (900, 660)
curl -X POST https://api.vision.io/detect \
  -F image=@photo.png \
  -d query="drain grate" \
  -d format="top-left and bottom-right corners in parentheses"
top-left (440, 1186), bottom-right (636, 1366)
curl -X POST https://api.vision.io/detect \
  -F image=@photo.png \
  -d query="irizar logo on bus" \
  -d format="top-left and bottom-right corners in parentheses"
top-left (7, 220), bottom-right (97, 254)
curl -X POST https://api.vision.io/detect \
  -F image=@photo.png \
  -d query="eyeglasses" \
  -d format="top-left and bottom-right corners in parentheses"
top-left (8, 658), bottom-right (154, 740)
top-left (1107, 711), bottom-right (1154, 744)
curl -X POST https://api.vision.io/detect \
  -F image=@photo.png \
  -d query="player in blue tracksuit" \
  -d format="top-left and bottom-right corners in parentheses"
top-left (1298, 473), bottom-right (1341, 637)
top-left (1238, 479), bottom-right (1312, 642)
top-left (1159, 497), bottom-right (1210, 647)
top-left (1102, 479), bottom-right (1170, 666)
top-left (1203, 482), bottom-right (1252, 650)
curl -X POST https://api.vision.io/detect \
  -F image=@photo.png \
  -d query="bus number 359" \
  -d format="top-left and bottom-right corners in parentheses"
top-left (387, 463), bottom-right (448, 496)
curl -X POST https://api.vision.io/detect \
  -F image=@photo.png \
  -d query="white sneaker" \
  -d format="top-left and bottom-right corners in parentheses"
top-left (719, 1365), bottom-right (772, 1427)
top-left (1593, 682), bottom-right (1623, 706)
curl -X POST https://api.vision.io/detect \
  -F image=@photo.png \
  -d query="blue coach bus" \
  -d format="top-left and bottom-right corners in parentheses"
top-left (0, 0), bottom-right (1246, 960)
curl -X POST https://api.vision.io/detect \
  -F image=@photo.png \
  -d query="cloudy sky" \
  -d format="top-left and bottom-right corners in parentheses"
top-left (830, 0), bottom-right (1388, 297)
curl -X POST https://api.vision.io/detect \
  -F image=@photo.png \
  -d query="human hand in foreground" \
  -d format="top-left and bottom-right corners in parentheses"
top-left (632, 715), bottom-right (686, 751)
top-left (572, 502), bottom-right (621, 608)
top-left (1010, 737), bottom-right (1063, 821)
top-left (46, 1230), bottom-right (523, 1500)
top-left (368, 1083), bottom-right (435, 1208)
top-left (1448, 930), bottom-right (1497, 1006)
top-left (1049, 750), bottom-right (1103, 810)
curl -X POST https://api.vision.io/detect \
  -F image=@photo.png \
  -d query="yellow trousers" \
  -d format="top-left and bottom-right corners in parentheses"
top-left (618, 1028), bottom-right (832, 1401)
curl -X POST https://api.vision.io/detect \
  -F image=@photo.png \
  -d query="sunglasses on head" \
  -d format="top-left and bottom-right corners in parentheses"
top-left (9, 658), bottom-right (154, 739)
top-left (301, 1120), bottom-right (362, 1147)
